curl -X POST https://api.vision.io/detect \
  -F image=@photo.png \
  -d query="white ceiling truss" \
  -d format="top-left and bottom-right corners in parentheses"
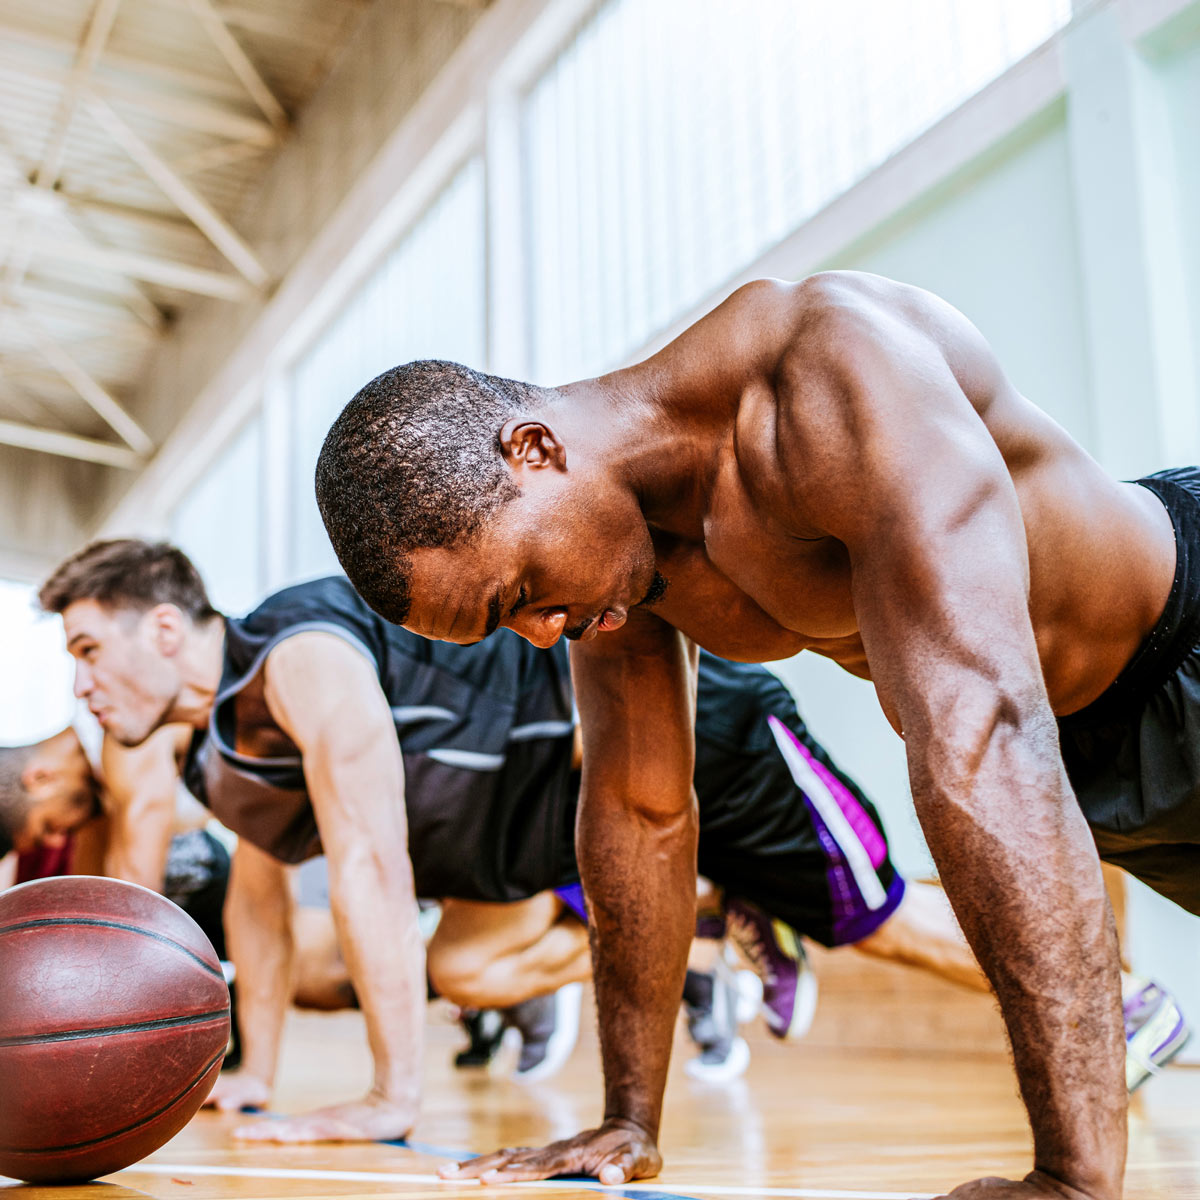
top-left (0, 0), bottom-right (370, 467)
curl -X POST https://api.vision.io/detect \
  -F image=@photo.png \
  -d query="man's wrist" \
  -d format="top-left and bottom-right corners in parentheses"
top-left (1029, 1167), bottom-right (1121, 1200)
top-left (601, 1112), bottom-right (658, 1141)
top-left (235, 1060), bottom-right (276, 1088)
top-left (370, 1077), bottom-right (420, 1112)
top-left (1032, 1161), bottom-right (1123, 1200)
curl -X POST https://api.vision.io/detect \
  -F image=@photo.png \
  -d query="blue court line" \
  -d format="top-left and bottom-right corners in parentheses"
top-left (239, 1112), bottom-right (702, 1199)
top-left (383, 1135), bottom-right (480, 1160)
top-left (382, 1140), bottom-right (704, 1200)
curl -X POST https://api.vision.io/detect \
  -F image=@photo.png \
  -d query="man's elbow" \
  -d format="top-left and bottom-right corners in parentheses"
top-left (915, 680), bottom-right (1062, 805)
top-left (329, 837), bottom-right (417, 909)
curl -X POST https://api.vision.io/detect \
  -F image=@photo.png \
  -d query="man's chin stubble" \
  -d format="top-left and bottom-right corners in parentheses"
top-left (563, 572), bottom-right (670, 641)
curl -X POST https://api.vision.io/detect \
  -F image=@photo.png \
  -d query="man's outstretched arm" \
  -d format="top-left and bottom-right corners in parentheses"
top-left (443, 613), bottom-right (697, 1186)
top-left (785, 303), bottom-right (1125, 1199)
top-left (235, 631), bottom-right (424, 1144)
top-left (204, 841), bottom-right (294, 1116)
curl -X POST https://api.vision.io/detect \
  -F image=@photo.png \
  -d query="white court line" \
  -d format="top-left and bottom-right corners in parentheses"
top-left (116, 1162), bottom-right (935, 1199)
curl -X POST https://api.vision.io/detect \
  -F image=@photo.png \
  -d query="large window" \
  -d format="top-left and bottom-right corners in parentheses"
top-left (288, 157), bottom-right (487, 582)
top-left (169, 415), bottom-right (263, 618)
top-left (0, 580), bottom-right (75, 744)
top-left (522, 0), bottom-right (1073, 382)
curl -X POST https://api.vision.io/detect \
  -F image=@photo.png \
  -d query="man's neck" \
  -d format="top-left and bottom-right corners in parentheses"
top-left (167, 617), bottom-right (226, 730)
top-left (552, 372), bottom-right (722, 540)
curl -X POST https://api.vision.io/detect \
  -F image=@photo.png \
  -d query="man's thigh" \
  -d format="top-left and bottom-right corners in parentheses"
top-left (429, 893), bottom-right (567, 966)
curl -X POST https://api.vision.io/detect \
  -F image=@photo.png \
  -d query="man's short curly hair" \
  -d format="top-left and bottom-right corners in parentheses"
top-left (315, 360), bottom-right (532, 625)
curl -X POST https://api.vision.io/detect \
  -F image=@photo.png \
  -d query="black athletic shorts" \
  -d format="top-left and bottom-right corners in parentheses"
top-left (1058, 466), bottom-right (1200, 913)
top-left (557, 655), bottom-right (906, 948)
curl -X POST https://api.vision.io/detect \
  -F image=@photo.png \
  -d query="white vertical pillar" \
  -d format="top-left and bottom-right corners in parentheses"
top-left (1061, 3), bottom-right (1197, 476)
top-left (484, 86), bottom-right (529, 379)
top-left (1064, 2), bottom-right (1200, 1059)
top-left (1127, 45), bottom-right (1200, 465)
top-left (259, 367), bottom-right (292, 592)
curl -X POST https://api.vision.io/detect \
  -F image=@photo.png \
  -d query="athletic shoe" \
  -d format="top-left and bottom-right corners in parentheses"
top-left (734, 965), bottom-right (764, 1024)
top-left (1123, 974), bottom-right (1168, 1031)
top-left (693, 912), bottom-right (761, 1022)
top-left (1124, 974), bottom-right (1190, 1091)
top-left (506, 982), bottom-right (583, 1082)
top-left (682, 956), bottom-right (750, 1083)
top-left (453, 1008), bottom-right (505, 1068)
top-left (724, 897), bottom-right (818, 1041)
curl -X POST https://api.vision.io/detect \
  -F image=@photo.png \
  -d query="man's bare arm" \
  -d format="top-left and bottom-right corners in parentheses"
top-left (100, 726), bottom-right (182, 889)
top-left (234, 632), bottom-right (423, 1144)
top-left (204, 841), bottom-right (293, 1115)
top-left (445, 614), bottom-right (696, 1185)
top-left (785, 299), bottom-right (1124, 1199)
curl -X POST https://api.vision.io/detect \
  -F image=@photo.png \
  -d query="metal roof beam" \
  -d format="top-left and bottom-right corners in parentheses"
top-left (12, 313), bottom-right (153, 453)
top-left (57, 139), bottom-right (269, 209)
top-left (184, 0), bottom-right (288, 131)
top-left (0, 418), bottom-right (142, 468)
top-left (83, 94), bottom-right (271, 289)
top-left (22, 231), bottom-right (256, 301)
top-left (144, 0), bottom-right (354, 45)
top-left (14, 280), bottom-right (165, 331)
top-left (0, 47), bottom-right (277, 145)
top-left (93, 79), bottom-right (277, 144)
top-left (34, 0), bottom-right (123, 189)
top-left (0, 20), bottom-right (251, 104)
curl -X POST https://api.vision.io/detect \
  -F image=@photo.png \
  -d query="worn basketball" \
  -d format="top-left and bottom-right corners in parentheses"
top-left (0, 876), bottom-right (230, 1184)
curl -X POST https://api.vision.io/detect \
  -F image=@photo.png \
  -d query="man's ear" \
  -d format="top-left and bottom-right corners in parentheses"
top-left (499, 419), bottom-right (567, 473)
top-left (21, 761), bottom-right (55, 790)
top-left (148, 604), bottom-right (187, 656)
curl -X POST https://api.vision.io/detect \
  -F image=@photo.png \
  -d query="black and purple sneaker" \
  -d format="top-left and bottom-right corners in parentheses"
top-left (724, 897), bottom-right (818, 1041)
top-left (1123, 974), bottom-right (1191, 1091)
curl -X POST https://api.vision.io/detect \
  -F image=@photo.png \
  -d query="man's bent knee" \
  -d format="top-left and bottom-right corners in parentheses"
top-left (427, 944), bottom-right (501, 1007)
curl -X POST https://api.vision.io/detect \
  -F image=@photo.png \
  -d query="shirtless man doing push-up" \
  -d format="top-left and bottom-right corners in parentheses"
top-left (316, 272), bottom-right (1200, 1198)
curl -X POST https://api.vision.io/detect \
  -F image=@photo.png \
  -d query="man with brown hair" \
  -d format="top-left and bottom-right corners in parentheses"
top-left (314, 271), bottom-right (1200, 1196)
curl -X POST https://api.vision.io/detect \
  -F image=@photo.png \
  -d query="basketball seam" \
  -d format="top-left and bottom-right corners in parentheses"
top-left (0, 1006), bottom-right (230, 1048)
top-left (0, 1048), bottom-right (226, 1156)
top-left (0, 917), bottom-right (224, 978)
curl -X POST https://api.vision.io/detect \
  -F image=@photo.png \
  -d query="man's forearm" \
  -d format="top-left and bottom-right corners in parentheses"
top-left (103, 807), bottom-right (171, 890)
top-left (226, 893), bottom-right (294, 1086)
top-left (579, 798), bottom-right (697, 1136)
top-left (329, 857), bottom-right (425, 1111)
top-left (916, 708), bottom-right (1126, 1195)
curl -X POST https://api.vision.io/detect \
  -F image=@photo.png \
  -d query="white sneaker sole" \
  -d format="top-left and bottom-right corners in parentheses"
top-left (685, 1036), bottom-right (751, 1083)
top-left (773, 958), bottom-right (819, 1042)
top-left (513, 982), bottom-right (583, 1083)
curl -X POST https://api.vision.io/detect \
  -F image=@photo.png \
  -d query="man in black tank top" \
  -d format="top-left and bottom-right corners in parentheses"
top-left (35, 539), bottom-right (1184, 1146)
top-left (37, 543), bottom-right (576, 1144)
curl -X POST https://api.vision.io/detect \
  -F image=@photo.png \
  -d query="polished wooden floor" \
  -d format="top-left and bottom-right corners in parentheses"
top-left (5, 957), bottom-right (1200, 1200)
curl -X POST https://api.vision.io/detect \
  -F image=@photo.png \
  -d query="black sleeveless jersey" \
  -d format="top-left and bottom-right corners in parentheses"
top-left (182, 577), bottom-right (577, 902)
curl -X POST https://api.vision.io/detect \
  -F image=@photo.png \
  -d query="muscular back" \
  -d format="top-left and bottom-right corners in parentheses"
top-left (636, 272), bottom-right (1174, 715)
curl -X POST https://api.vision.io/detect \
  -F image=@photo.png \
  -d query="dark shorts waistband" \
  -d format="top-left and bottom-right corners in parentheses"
top-left (1060, 467), bottom-right (1200, 731)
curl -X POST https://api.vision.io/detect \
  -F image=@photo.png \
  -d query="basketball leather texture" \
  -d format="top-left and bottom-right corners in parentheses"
top-left (0, 876), bottom-right (230, 1183)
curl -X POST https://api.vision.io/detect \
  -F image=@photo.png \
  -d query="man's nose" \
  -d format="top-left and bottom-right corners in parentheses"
top-left (73, 664), bottom-right (92, 699)
top-left (512, 608), bottom-right (566, 649)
